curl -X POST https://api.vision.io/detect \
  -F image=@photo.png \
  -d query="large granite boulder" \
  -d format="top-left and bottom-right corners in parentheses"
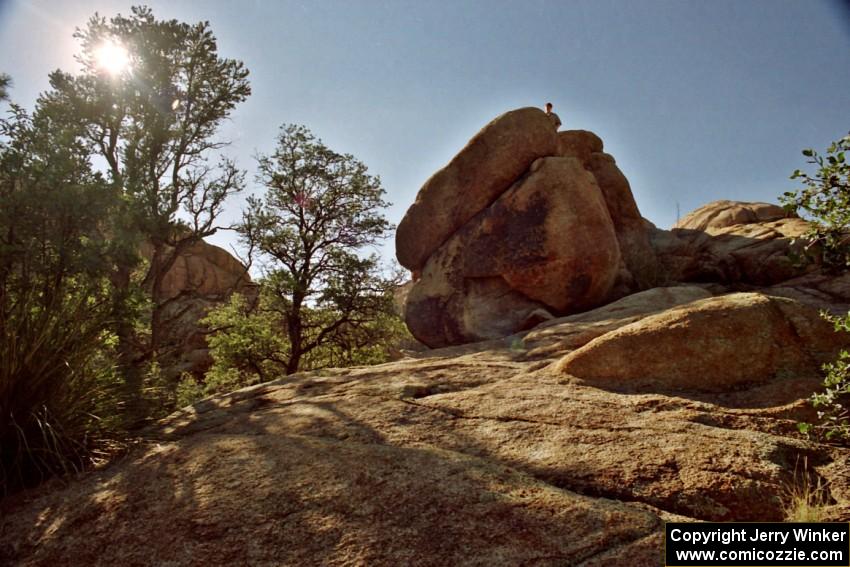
top-left (405, 157), bottom-right (622, 347)
top-left (556, 129), bottom-right (603, 164)
top-left (586, 152), bottom-right (658, 290)
top-left (398, 111), bottom-right (652, 347)
top-left (520, 285), bottom-right (713, 357)
top-left (556, 131), bottom-right (658, 290)
top-left (557, 292), bottom-right (848, 392)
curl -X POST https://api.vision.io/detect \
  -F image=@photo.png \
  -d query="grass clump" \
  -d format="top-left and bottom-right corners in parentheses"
top-left (781, 457), bottom-right (831, 522)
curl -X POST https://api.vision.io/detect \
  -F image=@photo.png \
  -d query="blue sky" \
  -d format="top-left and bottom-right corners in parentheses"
top-left (1, 0), bottom-right (849, 262)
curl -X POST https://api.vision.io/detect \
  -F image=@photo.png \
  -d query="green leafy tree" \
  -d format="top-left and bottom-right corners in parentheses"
top-left (199, 281), bottom-right (409, 397)
top-left (782, 133), bottom-right (850, 268)
top-left (203, 291), bottom-right (285, 388)
top-left (238, 124), bottom-right (400, 375)
top-left (0, 104), bottom-right (123, 493)
top-left (39, 6), bottom-right (251, 414)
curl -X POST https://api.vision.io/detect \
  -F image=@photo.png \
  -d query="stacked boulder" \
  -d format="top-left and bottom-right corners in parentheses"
top-left (397, 107), bottom-right (655, 347)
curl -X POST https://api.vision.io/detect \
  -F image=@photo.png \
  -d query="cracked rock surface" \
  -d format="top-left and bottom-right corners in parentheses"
top-left (3, 286), bottom-right (850, 566)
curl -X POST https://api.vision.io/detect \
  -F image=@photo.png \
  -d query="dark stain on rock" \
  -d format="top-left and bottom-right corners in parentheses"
top-left (405, 295), bottom-right (467, 348)
top-left (463, 192), bottom-right (551, 276)
top-left (405, 296), bottom-right (449, 348)
top-left (565, 272), bottom-right (592, 301)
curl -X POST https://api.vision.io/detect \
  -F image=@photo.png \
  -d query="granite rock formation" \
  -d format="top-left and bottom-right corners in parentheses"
top-left (399, 108), bottom-right (650, 347)
top-left (406, 157), bottom-right (622, 346)
top-left (3, 287), bottom-right (850, 566)
top-left (4, 111), bottom-right (850, 566)
top-left (395, 107), bottom-right (559, 271)
top-left (397, 110), bottom-right (841, 348)
top-left (650, 200), bottom-right (809, 287)
top-left (142, 239), bottom-right (257, 376)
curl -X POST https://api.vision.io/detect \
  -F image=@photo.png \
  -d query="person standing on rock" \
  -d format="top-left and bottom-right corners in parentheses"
top-left (545, 102), bottom-right (561, 130)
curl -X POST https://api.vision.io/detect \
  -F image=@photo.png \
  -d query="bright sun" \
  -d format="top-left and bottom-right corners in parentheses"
top-left (94, 40), bottom-right (130, 76)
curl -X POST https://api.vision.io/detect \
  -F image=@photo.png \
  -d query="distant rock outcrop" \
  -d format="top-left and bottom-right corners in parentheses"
top-left (673, 200), bottom-right (788, 232)
top-left (651, 200), bottom-right (810, 287)
top-left (153, 239), bottom-right (253, 301)
top-left (399, 108), bottom-right (650, 347)
top-left (142, 239), bottom-right (257, 376)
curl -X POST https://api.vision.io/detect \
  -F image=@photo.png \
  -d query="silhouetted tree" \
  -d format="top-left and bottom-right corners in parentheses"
top-left (39, 6), bottom-right (250, 412)
top-left (0, 103), bottom-right (122, 493)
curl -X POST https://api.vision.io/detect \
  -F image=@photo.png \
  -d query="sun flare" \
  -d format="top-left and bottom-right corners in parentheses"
top-left (94, 40), bottom-right (130, 76)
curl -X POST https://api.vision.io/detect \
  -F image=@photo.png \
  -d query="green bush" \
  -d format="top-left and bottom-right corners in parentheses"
top-left (0, 304), bottom-right (124, 493)
top-left (203, 292), bottom-right (286, 390)
top-left (798, 313), bottom-right (850, 443)
top-left (784, 133), bottom-right (850, 444)
top-left (175, 375), bottom-right (206, 408)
